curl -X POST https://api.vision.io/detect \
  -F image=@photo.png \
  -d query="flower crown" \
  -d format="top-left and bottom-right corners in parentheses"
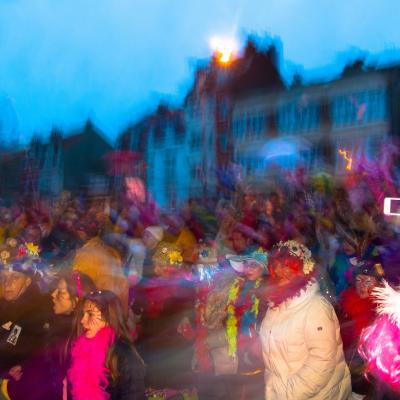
top-left (276, 240), bottom-right (315, 275)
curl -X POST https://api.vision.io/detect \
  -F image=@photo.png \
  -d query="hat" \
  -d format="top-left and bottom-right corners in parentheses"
top-left (226, 248), bottom-right (268, 274)
top-left (354, 260), bottom-right (385, 281)
top-left (152, 242), bottom-right (184, 267)
top-left (0, 242), bottom-right (46, 277)
top-left (144, 226), bottom-right (164, 243)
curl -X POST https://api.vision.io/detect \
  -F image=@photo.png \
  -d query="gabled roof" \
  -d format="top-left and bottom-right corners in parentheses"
top-left (228, 41), bottom-right (285, 97)
top-left (62, 120), bottom-right (113, 150)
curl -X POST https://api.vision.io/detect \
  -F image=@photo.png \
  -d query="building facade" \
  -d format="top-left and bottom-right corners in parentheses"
top-left (0, 120), bottom-right (112, 202)
top-left (118, 41), bottom-right (400, 210)
top-left (119, 105), bottom-right (189, 210)
top-left (230, 59), bottom-right (397, 180)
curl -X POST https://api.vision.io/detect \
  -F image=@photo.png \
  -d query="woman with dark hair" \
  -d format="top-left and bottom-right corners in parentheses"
top-left (66, 290), bottom-right (145, 400)
top-left (44, 270), bottom-right (96, 399)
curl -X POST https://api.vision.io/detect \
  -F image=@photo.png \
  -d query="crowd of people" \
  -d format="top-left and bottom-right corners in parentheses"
top-left (1, 162), bottom-right (400, 400)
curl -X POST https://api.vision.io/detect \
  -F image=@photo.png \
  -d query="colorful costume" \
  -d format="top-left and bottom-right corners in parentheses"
top-left (358, 281), bottom-right (400, 397)
top-left (133, 243), bottom-right (195, 391)
top-left (259, 241), bottom-right (351, 400)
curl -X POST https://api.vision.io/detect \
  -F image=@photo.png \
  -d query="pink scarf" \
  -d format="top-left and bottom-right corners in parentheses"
top-left (67, 326), bottom-right (115, 400)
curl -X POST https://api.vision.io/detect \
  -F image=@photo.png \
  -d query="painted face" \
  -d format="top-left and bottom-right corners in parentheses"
top-left (243, 261), bottom-right (263, 281)
top-left (51, 279), bottom-right (76, 315)
top-left (269, 259), bottom-right (297, 286)
top-left (80, 300), bottom-right (106, 338)
top-left (355, 274), bottom-right (378, 299)
top-left (0, 270), bottom-right (31, 301)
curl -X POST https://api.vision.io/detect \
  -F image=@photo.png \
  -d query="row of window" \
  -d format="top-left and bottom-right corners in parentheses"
top-left (230, 89), bottom-right (387, 139)
top-left (129, 91), bottom-right (388, 160)
top-left (331, 90), bottom-right (387, 128)
top-left (278, 102), bottom-right (320, 133)
top-left (232, 112), bottom-right (266, 141)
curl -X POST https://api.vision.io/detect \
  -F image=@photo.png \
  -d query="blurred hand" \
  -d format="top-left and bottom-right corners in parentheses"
top-left (9, 365), bottom-right (22, 381)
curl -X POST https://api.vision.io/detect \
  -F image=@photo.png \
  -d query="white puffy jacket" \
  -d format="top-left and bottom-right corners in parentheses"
top-left (260, 281), bottom-right (351, 400)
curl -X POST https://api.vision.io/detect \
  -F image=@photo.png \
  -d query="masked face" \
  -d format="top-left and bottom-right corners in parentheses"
top-left (269, 259), bottom-right (298, 287)
top-left (0, 270), bottom-right (32, 301)
top-left (80, 300), bottom-right (106, 338)
top-left (51, 279), bottom-right (76, 315)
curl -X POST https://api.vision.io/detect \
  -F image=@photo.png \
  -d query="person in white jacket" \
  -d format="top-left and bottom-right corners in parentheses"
top-left (260, 240), bottom-right (351, 400)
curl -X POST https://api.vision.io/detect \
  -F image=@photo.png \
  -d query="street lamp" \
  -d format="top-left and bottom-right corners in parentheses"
top-left (210, 36), bottom-right (237, 65)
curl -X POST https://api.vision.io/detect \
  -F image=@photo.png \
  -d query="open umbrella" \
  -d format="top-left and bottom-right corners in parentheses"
top-left (257, 137), bottom-right (310, 169)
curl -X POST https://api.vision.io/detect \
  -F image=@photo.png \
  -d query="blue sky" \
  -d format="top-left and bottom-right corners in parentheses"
top-left (0, 0), bottom-right (399, 144)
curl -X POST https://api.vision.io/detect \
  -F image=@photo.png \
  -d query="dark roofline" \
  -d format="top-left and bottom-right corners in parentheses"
top-left (121, 39), bottom-right (400, 131)
top-left (291, 59), bottom-right (400, 89)
top-left (62, 119), bottom-right (113, 149)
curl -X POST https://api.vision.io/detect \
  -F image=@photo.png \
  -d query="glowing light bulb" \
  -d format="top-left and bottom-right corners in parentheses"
top-left (210, 36), bottom-right (237, 65)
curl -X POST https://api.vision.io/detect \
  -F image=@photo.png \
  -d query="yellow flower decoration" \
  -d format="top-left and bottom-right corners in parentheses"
top-left (168, 250), bottom-right (183, 265)
top-left (25, 242), bottom-right (40, 256)
top-left (1, 250), bottom-right (10, 261)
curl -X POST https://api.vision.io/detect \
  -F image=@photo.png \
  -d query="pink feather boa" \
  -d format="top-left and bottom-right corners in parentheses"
top-left (359, 314), bottom-right (400, 391)
top-left (67, 326), bottom-right (115, 400)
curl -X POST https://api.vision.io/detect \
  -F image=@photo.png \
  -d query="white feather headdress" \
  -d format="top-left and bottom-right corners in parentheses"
top-left (372, 280), bottom-right (400, 328)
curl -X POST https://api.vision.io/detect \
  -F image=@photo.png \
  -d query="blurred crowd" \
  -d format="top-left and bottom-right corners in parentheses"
top-left (1, 162), bottom-right (400, 400)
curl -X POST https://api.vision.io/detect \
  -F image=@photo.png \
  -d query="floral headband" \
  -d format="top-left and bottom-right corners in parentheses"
top-left (275, 240), bottom-right (315, 275)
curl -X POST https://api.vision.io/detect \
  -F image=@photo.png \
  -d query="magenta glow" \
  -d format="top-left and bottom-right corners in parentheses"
top-left (359, 314), bottom-right (400, 391)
